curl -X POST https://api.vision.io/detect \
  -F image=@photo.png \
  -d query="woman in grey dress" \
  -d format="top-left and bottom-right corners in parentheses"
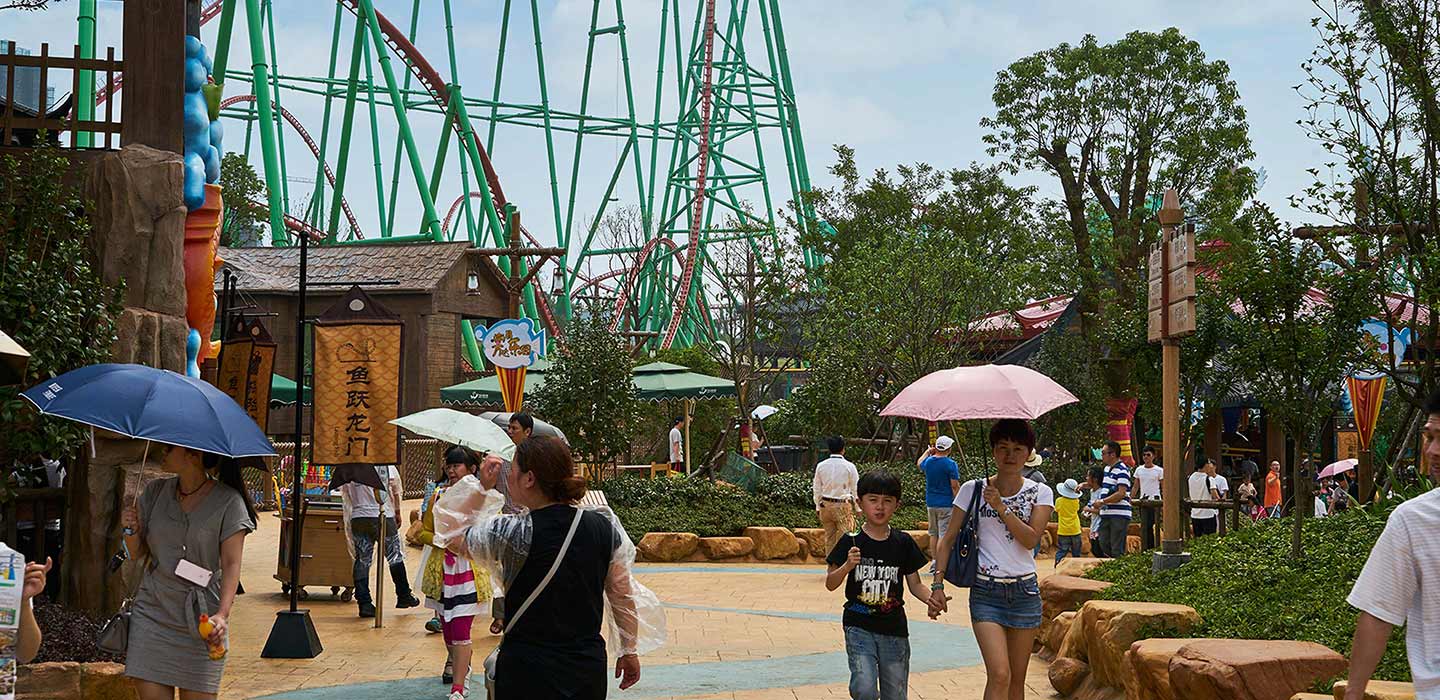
top-left (120, 446), bottom-right (256, 699)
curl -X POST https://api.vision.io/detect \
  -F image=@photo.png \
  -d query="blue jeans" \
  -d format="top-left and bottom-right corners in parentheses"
top-left (844, 626), bottom-right (910, 700)
top-left (1054, 534), bottom-right (1083, 565)
top-left (968, 575), bottom-right (1042, 629)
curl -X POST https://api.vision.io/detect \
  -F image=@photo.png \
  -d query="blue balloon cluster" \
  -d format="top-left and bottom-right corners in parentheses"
top-left (183, 35), bottom-right (223, 211)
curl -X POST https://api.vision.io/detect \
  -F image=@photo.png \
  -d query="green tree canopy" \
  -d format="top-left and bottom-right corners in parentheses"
top-left (0, 142), bottom-right (123, 477)
top-left (984, 28), bottom-right (1255, 394)
top-left (531, 306), bottom-right (642, 466)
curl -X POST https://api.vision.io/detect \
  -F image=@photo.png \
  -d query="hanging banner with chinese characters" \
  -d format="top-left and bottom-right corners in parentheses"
top-left (312, 287), bottom-right (402, 485)
top-left (474, 318), bottom-right (547, 412)
top-left (215, 316), bottom-right (277, 432)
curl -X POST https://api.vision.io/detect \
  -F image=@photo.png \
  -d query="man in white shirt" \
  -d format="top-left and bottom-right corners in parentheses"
top-left (1133, 446), bottom-right (1164, 549)
top-left (1187, 459), bottom-right (1222, 537)
top-left (340, 464), bottom-right (419, 617)
top-left (812, 436), bottom-right (859, 554)
top-left (669, 416), bottom-right (685, 472)
top-left (1345, 390), bottom-right (1440, 700)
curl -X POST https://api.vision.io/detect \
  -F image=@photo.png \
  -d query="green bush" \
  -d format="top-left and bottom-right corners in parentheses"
top-left (602, 462), bottom-right (937, 542)
top-left (1086, 504), bottom-right (1410, 684)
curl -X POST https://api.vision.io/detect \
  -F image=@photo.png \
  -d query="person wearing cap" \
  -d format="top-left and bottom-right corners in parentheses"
top-left (1054, 479), bottom-right (1084, 564)
top-left (917, 436), bottom-right (961, 575)
top-left (1022, 452), bottom-right (1047, 557)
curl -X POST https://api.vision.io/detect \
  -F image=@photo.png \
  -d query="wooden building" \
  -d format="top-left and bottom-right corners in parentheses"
top-left (216, 242), bottom-right (508, 432)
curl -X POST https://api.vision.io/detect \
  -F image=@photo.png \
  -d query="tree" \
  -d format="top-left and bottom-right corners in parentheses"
top-left (217, 153), bottom-right (267, 248)
top-left (1293, 1), bottom-right (1440, 420)
top-left (787, 149), bottom-right (1065, 440)
top-left (0, 141), bottom-right (123, 485)
top-left (1218, 204), bottom-right (1369, 558)
top-left (531, 305), bottom-right (642, 467)
top-left (983, 29), bottom-right (1254, 400)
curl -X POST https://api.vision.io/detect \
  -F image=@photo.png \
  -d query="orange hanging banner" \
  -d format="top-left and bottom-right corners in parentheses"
top-left (1346, 376), bottom-right (1386, 450)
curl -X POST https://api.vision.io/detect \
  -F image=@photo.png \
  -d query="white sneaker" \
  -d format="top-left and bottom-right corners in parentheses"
top-left (447, 690), bottom-right (467, 700)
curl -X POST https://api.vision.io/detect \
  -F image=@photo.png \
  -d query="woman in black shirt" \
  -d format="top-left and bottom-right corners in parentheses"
top-left (448, 437), bottom-right (643, 699)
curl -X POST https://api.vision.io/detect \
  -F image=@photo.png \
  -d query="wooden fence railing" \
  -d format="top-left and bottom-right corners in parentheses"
top-left (1, 42), bottom-right (122, 149)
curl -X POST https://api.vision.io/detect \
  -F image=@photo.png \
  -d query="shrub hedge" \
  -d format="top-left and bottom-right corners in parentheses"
top-left (1086, 502), bottom-right (1410, 685)
top-left (603, 462), bottom-right (938, 543)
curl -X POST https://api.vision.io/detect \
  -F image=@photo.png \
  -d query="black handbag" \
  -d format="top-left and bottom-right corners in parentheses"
top-left (96, 598), bottom-right (131, 655)
top-left (943, 478), bottom-right (985, 588)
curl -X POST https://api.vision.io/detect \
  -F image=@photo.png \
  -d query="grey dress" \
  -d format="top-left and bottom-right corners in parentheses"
top-left (125, 478), bottom-right (255, 693)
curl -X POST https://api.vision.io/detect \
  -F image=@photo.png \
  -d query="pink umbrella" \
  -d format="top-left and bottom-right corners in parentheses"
top-left (880, 364), bottom-right (1079, 421)
top-left (1318, 458), bottom-right (1358, 479)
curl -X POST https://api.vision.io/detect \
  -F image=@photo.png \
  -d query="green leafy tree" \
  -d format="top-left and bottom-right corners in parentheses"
top-left (1292, 1), bottom-right (1440, 432)
top-left (532, 306), bottom-right (642, 466)
top-left (984, 29), bottom-right (1254, 398)
top-left (217, 152), bottom-right (267, 248)
top-left (788, 149), bottom-right (1065, 440)
top-left (0, 141), bottom-right (123, 481)
top-left (1218, 205), bottom-right (1369, 558)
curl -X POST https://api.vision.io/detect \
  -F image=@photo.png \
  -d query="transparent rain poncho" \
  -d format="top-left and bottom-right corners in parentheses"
top-left (432, 475), bottom-right (666, 656)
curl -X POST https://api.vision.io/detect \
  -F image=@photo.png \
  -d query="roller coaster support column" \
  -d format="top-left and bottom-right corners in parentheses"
top-left (471, 207), bottom-right (565, 319)
top-left (76, 0), bottom-right (96, 148)
top-left (243, 0), bottom-right (289, 245)
top-left (326, 20), bottom-right (367, 242)
top-left (355, 0), bottom-right (443, 240)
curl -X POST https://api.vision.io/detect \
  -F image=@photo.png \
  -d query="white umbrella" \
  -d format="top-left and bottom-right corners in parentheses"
top-left (390, 408), bottom-right (516, 460)
top-left (751, 404), bottom-right (778, 420)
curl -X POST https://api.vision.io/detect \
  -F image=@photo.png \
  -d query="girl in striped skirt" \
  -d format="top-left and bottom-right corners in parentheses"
top-left (416, 446), bottom-right (493, 700)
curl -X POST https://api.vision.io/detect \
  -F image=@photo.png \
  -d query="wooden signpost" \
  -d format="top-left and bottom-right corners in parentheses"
top-left (1150, 189), bottom-right (1196, 571)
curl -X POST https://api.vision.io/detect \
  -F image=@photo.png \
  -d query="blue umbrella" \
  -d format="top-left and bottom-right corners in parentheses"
top-left (22, 363), bottom-right (276, 458)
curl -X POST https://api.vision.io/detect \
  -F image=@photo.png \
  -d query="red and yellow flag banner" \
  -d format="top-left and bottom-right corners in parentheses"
top-left (1346, 376), bottom-right (1386, 451)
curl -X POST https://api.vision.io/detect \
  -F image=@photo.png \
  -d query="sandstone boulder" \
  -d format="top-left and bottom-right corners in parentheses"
top-left (1290, 695), bottom-right (1331, 700)
top-left (78, 662), bottom-right (138, 700)
top-left (698, 536), bottom-right (754, 559)
top-left (743, 527), bottom-right (799, 560)
top-left (1126, 535), bottom-right (1141, 553)
top-left (1043, 610), bottom-right (1078, 657)
top-left (637, 532), bottom-right (700, 562)
top-left (19, 662), bottom-right (82, 700)
top-left (1167, 639), bottom-right (1347, 700)
top-left (1057, 608), bottom-right (1087, 661)
top-left (915, 520), bottom-right (930, 530)
top-left (1054, 557), bottom-right (1107, 578)
top-left (1050, 656), bottom-right (1091, 696)
top-left (1126, 637), bottom-right (1205, 700)
top-left (794, 528), bottom-right (828, 557)
top-left (1039, 574), bottom-right (1113, 642)
top-left (87, 145), bottom-right (188, 318)
top-left (1073, 600), bottom-right (1203, 690)
top-left (1330, 680), bottom-right (1418, 700)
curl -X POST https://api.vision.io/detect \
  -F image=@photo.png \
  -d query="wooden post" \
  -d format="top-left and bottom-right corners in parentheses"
top-left (684, 398), bottom-right (693, 475)
top-left (120, 0), bottom-right (185, 151)
top-left (373, 487), bottom-right (384, 629)
top-left (1161, 340), bottom-right (1183, 550)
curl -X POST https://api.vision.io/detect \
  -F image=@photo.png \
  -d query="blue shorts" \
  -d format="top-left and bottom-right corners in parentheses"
top-left (968, 574), bottom-right (1042, 629)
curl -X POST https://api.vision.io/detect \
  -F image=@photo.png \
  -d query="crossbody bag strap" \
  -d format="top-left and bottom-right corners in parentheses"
top-left (503, 507), bottom-right (585, 634)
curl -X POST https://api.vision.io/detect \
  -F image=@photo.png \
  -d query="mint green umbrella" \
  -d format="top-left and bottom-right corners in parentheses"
top-left (270, 374), bottom-right (310, 405)
top-left (439, 359), bottom-right (552, 407)
top-left (631, 362), bottom-right (735, 402)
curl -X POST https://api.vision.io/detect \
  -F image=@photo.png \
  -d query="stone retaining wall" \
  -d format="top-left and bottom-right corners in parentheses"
top-left (19, 661), bottom-right (136, 700)
top-left (636, 528), bottom-right (933, 564)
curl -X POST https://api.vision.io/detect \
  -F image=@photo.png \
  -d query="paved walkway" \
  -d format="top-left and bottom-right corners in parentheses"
top-left (221, 501), bottom-right (1058, 699)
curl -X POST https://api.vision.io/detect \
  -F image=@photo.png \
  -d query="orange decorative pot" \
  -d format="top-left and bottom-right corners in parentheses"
top-left (184, 183), bottom-right (224, 364)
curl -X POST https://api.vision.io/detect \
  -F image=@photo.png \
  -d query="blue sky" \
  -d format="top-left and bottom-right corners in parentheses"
top-left (6, 1), bottom-right (1331, 260)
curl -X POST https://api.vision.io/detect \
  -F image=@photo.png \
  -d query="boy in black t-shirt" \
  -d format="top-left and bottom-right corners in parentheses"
top-left (826, 470), bottom-right (934, 700)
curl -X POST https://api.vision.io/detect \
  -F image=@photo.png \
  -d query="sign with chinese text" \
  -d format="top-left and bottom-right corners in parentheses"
top-left (1147, 190), bottom-right (1197, 342)
top-left (475, 318), bottom-right (547, 369)
top-left (215, 317), bottom-right (277, 432)
top-left (312, 287), bottom-right (402, 468)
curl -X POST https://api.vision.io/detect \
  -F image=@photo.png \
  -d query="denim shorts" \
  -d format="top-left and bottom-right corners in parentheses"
top-left (968, 574), bottom-right (1042, 629)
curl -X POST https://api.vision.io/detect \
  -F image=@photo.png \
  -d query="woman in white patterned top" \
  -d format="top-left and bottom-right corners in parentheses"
top-left (931, 419), bottom-right (1054, 700)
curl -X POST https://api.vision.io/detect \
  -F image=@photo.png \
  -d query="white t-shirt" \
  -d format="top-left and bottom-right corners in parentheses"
top-left (1134, 465), bottom-right (1164, 500)
top-left (1188, 471), bottom-right (1219, 519)
top-left (668, 427), bottom-right (683, 463)
top-left (1213, 474), bottom-right (1230, 496)
top-left (954, 478), bottom-right (1055, 578)
top-left (341, 465), bottom-right (400, 518)
top-left (1348, 488), bottom-right (1440, 698)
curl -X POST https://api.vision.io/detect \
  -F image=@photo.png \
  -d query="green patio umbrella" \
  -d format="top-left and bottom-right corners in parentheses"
top-left (439, 359), bottom-right (552, 407)
top-left (631, 362), bottom-right (735, 401)
top-left (270, 374), bottom-right (311, 405)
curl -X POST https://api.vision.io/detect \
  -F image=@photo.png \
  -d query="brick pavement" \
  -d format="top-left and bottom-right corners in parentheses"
top-left (223, 501), bottom-right (1058, 699)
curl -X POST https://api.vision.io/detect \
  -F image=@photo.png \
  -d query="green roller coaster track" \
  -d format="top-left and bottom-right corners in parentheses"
top-left (93, 0), bottom-right (821, 360)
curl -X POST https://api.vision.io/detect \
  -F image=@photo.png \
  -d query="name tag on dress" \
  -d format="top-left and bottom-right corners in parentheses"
top-left (175, 559), bottom-right (213, 587)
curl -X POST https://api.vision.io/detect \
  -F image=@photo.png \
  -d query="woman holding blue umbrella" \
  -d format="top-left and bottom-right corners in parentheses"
top-left (119, 445), bottom-right (256, 699)
top-left (21, 364), bottom-right (270, 699)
